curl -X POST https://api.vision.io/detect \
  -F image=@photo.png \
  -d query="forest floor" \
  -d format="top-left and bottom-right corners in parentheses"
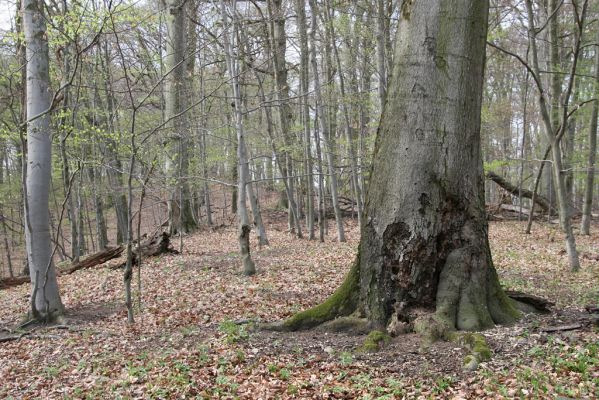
top-left (0, 213), bottom-right (598, 399)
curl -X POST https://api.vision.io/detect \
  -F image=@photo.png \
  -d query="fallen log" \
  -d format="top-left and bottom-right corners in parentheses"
top-left (541, 324), bottom-right (582, 333)
top-left (62, 246), bottom-right (124, 275)
top-left (0, 246), bottom-right (124, 290)
top-left (485, 171), bottom-right (554, 213)
top-left (111, 232), bottom-right (178, 269)
top-left (0, 276), bottom-right (30, 290)
top-left (499, 204), bottom-right (536, 216)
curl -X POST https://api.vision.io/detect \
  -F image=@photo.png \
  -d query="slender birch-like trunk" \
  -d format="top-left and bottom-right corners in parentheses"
top-left (23, 0), bottom-right (64, 319)
top-left (220, 0), bottom-right (256, 275)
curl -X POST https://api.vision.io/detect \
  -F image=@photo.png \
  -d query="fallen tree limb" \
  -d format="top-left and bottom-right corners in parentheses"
top-left (0, 276), bottom-right (31, 290)
top-left (62, 247), bottom-right (124, 275)
top-left (0, 246), bottom-right (124, 290)
top-left (0, 332), bottom-right (28, 343)
top-left (541, 324), bottom-right (582, 333)
top-left (486, 170), bottom-right (554, 213)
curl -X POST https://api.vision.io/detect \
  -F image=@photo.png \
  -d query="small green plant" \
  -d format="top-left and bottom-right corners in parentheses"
top-left (527, 345), bottom-right (545, 357)
top-left (287, 384), bottom-right (299, 395)
top-left (279, 368), bottom-right (291, 380)
top-left (218, 320), bottom-right (249, 343)
top-left (196, 345), bottom-right (210, 365)
top-left (433, 376), bottom-right (454, 394)
top-left (44, 365), bottom-right (61, 378)
top-left (339, 351), bottom-right (353, 365)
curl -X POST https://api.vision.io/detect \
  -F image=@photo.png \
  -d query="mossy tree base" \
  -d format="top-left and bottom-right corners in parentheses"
top-left (266, 0), bottom-right (525, 340)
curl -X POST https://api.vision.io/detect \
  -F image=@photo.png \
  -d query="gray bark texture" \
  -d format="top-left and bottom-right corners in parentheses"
top-left (220, 0), bottom-right (255, 275)
top-left (282, 0), bottom-right (519, 333)
top-left (308, 0), bottom-right (345, 242)
top-left (163, 0), bottom-right (196, 235)
top-left (581, 33), bottom-right (599, 235)
top-left (524, 0), bottom-right (582, 271)
top-left (23, 0), bottom-right (64, 319)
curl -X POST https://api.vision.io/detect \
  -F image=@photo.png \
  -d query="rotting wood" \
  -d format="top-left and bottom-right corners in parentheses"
top-left (111, 232), bottom-right (178, 270)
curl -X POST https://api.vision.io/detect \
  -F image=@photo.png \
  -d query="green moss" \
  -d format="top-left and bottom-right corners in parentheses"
top-left (452, 332), bottom-right (492, 370)
top-left (463, 355), bottom-right (478, 371)
top-left (282, 260), bottom-right (359, 331)
top-left (357, 330), bottom-right (391, 353)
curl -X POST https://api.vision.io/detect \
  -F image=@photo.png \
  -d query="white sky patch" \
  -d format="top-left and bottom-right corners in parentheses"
top-left (0, 0), bottom-right (16, 31)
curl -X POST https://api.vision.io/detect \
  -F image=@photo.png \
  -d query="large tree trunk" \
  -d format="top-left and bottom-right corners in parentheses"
top-left (23, 0), bottom-right (64, 320)
top-left (282, 0), bottom-right (519, 333)
top-left (163, 0), bottom-right (197, 235)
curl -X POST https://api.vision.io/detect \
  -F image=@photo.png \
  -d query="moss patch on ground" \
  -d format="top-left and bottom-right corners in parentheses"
top-left (357, 330), bottom-right (391, 353)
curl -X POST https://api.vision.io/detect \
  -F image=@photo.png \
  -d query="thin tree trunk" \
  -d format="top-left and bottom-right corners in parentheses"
top-left (524, 0), bottom-right (584, 271)
top-left (314, 107), bottom-right (326, 243)
top-left (325, 0), bottom-right (363, 226)
top-left (100, 40), bottom-right (128, 244)
top-left (581, 33), bottom-right (599, 235)
top-left (295, 0), bottom-right (314, 239)
top-left (518, 72), bottom-right (529, 220)
top-left (220, 0), bottom-right (255, 275)
top-left (309, 0), bottom-right (345, 242)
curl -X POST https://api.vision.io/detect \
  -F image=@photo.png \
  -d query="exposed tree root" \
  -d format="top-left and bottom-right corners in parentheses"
top-left (266, 245), bottom-right (554, 339)
top-left (262, 260), bottom-right (360, 332)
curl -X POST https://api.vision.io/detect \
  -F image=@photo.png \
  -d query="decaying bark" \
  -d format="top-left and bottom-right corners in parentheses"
top-left (274, 0), bottom-right (521, 335)
top-left (113, 232), bottom-right (177, 269)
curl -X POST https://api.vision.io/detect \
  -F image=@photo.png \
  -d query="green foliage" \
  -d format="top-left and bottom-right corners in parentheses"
top-left (218, 320), bottom-right (249, 343)
top-left (339, 351), bottom-right (353, 365)
top-left (483, 159), bottom-right (513, 173)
